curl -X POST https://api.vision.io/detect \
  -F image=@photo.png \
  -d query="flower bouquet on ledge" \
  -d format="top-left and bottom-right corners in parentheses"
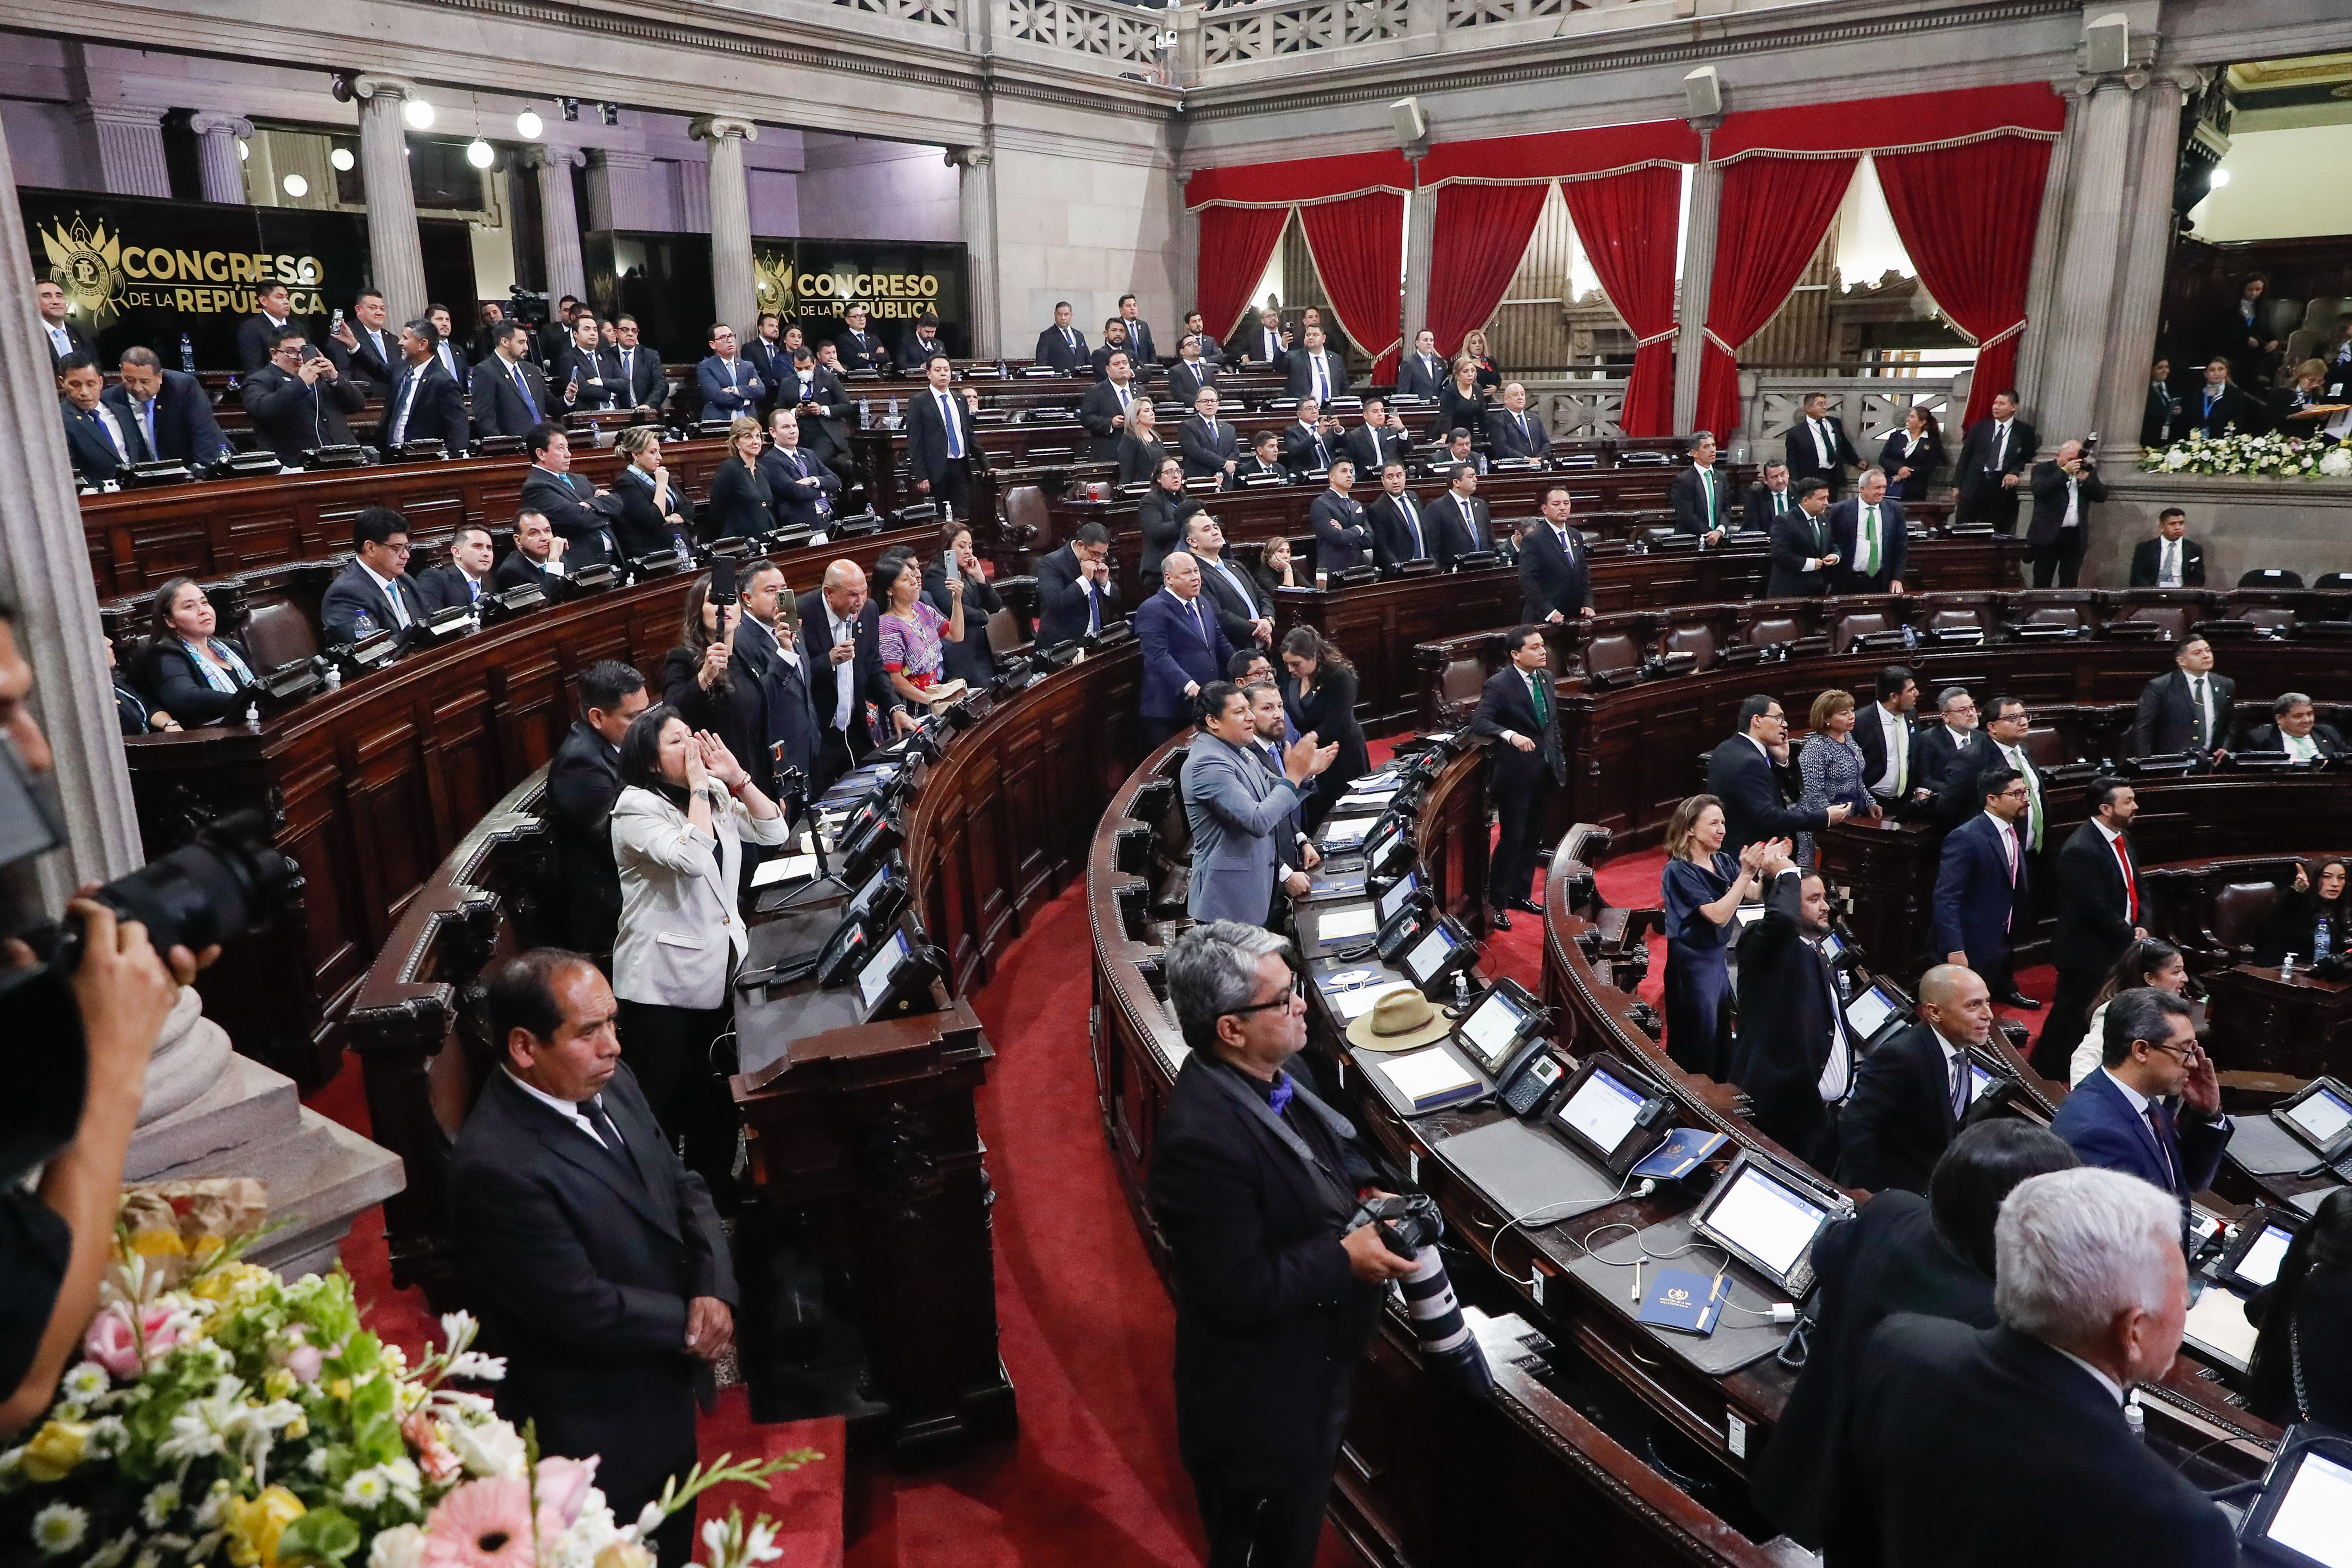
top-left (2140, 425), bottom-right (2352, 479)
top-left (0, 1195), bottom-right (819, 1567)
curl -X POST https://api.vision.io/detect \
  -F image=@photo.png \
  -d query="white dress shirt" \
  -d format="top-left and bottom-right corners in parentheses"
top-left (503, 1069), bottom-right (622, 1147)
top-left (822, 603), bottom-right (858, 731)
top-left (357, 559), bottom-right (413, 628)
top-left (1869, 703), bottom-right (1908, 797)
top-left (2157, 537), bottom-right (2183, 587)
top-left (1814, 932), bottom-right (1853, 1103)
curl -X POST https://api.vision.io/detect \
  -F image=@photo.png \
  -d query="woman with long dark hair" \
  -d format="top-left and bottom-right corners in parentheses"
top-left (144, 577), bottom-right (257, 725)
top-left (2246, 1187), bottom-right (2352, 1430)
top-left (1277, 626), bottom-right (1367, 824)
top-left (1876, 404), bottom-right (1944, 502)
top-left (924, 521), bottom-right (1003, 686)
top-left (2065, 938), bottom-right (2188, 1087)
top-left (1660, 793), bottom-right (1775, 1081)
top-left (2257, 856), bottom-right (2352, 968)
top-left (609, 703), bottom-right (789, 1207)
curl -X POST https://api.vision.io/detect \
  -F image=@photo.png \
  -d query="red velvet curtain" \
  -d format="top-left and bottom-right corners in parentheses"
top-left (1195, 204), bottom-right (1293, 342)
top-left (1693, 155), bottom-right (1857, 438)
top-left (1560, 164), bottom-right (1683, 438)
top-left (1424, 181), bottom-right (1551, 359)
top-left (1874, 136), bottom-right (2054, 428)
top-left (1298, 191), bottom-right (1408, 383)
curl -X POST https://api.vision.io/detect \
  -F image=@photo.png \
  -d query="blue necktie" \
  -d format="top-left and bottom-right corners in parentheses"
top-left (941, 393), bottom-right (963, 459)
top-left (141, 399), bottom-right (157, 454)
top-left (1267, 1071), bottom-right (1295, 1116)
top-left (513, 364), bottom-right (540, 421)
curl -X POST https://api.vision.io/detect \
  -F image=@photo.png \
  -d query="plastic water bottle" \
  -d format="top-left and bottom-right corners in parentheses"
top-left (2320, 918), bottom-right (2334, 959)
top-left (352, 608), bottom-right (377, 640)
top-left (1901, 624), bottom-right (1919, 649)
top-left (672, 531), bottom-right (691, 567)
top-left (2283, 952), bottom-right (2299, 981)
top-left (1453, 969), bottom-right (1472, 1014)
top-left (178, 333), bottom-right (196, 373)
top-left (859, 398), bottom-right (871, 427)
top-left (245, 702), bottom-right (262, 731)
top-left (322, 663), bottom-right (342, 692)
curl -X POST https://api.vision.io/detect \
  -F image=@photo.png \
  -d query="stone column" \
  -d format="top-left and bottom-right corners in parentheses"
top-left (2011, 92), bottom-right (2076, 418)
top-left (349, 76), bottom-right (430, 325)
top-left (587, 147), bottom-right (653, 233)
top-left (189, 113), bottom-right (253, 204)
top-left (1400, 164), bottom-right (1436, 356)
top-left (1672, 129), bottom-right (1723, 436)
top-left (2098, 69), bottom-right (2200, 456)
top-left (951, 145), bottom-right (1000, 358)
top-left (69, 103), bottom-right (169, 198)
top-left (526, 146), bottom-right (589, 308)
top-left (2034, 73), bottom-right (2137, 450)
top-left (692, 116), bottom-right (760, 333)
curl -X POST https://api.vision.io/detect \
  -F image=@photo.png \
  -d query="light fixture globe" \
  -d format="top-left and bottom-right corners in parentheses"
top-left (403, 97), bottom-right (435, 130)
top-left (516, 108), bottom-right (543, 139)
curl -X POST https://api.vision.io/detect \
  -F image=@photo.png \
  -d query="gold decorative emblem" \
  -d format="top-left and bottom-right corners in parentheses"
top-left (754, 251), bottom-right (795, 315)
top-left (39, 214), bottom-right (126, 329)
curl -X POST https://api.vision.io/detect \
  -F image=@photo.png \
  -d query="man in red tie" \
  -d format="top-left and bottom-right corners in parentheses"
top-left (2039, 779), bottom-right (2147, 1078)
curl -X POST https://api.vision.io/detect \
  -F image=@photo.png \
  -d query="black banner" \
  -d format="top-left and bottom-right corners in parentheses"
top-left (753, 238), bottom-right (970, 359)
top-left (19, 188), bottom-right (376, 372)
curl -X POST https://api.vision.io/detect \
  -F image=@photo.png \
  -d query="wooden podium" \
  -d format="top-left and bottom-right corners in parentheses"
top-left (2203, 964), bottom-right (2352, 1080)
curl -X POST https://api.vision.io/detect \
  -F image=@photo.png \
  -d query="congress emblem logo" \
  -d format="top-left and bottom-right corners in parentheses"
top-left (39, 215), bottom-right (127, 329)
top-left (1663, 1286), bottom-right (1692, 1304)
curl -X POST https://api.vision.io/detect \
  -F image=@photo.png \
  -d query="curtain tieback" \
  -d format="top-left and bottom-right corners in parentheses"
top-left (1967, 318), bottom-right (2028, 351)
top-left (1633, 327), bottom-right (1678, 349)
top-left (1702, 328), bottom-right (1740, 356)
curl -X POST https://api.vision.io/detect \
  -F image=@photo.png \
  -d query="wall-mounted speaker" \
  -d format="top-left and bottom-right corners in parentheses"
top-left (1683, 66), bottom-right (1722, 121)
top-left (1390, 97), bottom-right (1427, 146)
top-left (2085, 12), bottom-right (2130, 75)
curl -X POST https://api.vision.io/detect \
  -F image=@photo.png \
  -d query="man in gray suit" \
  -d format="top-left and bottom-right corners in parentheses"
top-left (1181, 682), bottom-right (1337, 923)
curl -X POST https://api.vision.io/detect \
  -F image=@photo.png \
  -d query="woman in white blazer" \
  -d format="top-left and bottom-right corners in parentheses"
top-left (610, 703), bottom-right (790, 1205)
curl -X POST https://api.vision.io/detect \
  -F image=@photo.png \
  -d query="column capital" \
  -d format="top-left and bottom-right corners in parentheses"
top-left (350, 73), bottom-right (420, 103)
top-left (589, 146), bottom-right (650, 171)
top-left (946, 145), bottom-right (993, 169)
top-left (521, 145), bottom-right (586, 171)
top-left (73, 103), bottom-right (161, 130)
top-left (689, 115), bottom-right (759, 145)
top-left (188, 111), bottom-right (253, 139)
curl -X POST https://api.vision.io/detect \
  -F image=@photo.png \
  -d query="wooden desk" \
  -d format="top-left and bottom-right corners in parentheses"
top-left (2205, 964), bottom-right (2352, 1079)
top-left (1272, 569), bottom-right (1524, 732)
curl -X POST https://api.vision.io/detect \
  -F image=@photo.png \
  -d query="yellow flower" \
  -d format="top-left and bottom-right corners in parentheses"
top-left (593, 1545), bottom-right (654, 1568)
top-left (129, 1230), bottom-right (189, 1258)
top-left (190, 1263), bottom-right (273, 1304)
top-left (283, 1414), bottom-right (308, 1440)
top-left (328, 1379), bottom-right (352, 1402)
top-left (17, 1419), bottom-right (89, 1482)
top-left (224, 1486), bottom-right (306, 1568)
top-left (264, 1369), bottom-right (297, 1401)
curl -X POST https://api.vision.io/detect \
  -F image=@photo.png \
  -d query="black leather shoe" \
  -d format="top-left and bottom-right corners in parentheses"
top-left (1997, 992), bottom-right (2043, 1011)
top-left (1507, 896), bottom-right (1544, 916)
top-left (1488, 908), bottom-right (1513, 932)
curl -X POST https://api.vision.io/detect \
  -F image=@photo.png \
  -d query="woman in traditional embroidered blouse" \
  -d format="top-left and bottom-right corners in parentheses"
top-left (876, 552), bottom-right (962, 708)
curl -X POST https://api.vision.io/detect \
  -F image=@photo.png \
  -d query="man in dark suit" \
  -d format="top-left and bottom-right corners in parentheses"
top-left (1705, 695), bottom-right (1843, 860)
top-left (519, 425), bottom-right (618, 567)
top-left (835, 305), bottom-right (887, 372)
top-left (800, 560), bottom-right (904, 792)
top-left (1433, 465), bottom-right (1495, 564)
top-left (2141, 357), bottom-right (2182, 448)
top-left (35, 279), bottom-right (95, 369)
top-left (107, 349), bottom-right (229, 468)
top-left (1469, 625), bottom-right (1568, 927)
top-left (1284, 324), bottom-right (1347, 402)
top-left (723, 563), bottom-right (822, 798)
top-left (1783, 392), bottom-right (1859, 491)
top-left (1752, 1123), bottom-right (2080, 1549)
top-left (905, 353), bottom-right (980, 516)
top-left (604, 316), bottom-right (667, 414)
top-left (1341, 399), bottom-right (1411, 476)
top-left (416, 524), bottom-right (498, 615)
top-left (58, 354), bottom-right (147, 484)
top-left (1952, 390), bottom-right (2034, 533)
top-left (1912, 687), bottom-right (1997, 828)
top-left (1397, 329), bottom-right (1447, 400)
top-left (1115, 294), bottom-right (1156, 366)
top-left (1279, 400), bottom-right (1341, 477)
top-left (898, 313), bottom-right (948, 372)
top-left (1188, 515), bottom-right (1274, 652)
top-left (2243, 691), bottom-right (2351, 760)
top-left (2023, 439), bottom-right (2106, 588)
top-left (695, 322), bottom-right (765, 420)
top-left (2190, 355), bottom-right (2258, 436)
top-left (234, 281), bottom-right (300, 373)
top-left (1766, 479), bottom-right (1839, 597)
top-left (777, 348), bottom-right (853, 476)
top-left (1437, 428), bottom-right (1488, 478)
top-left (1034, 301), bottom-right (1088, 371)
top-left (2042, 778), bottom-right (2145, 1078)
top-left (1237, 430), bottom-right (1291, 485)
top-left (471, 322), bottom-right (558, 439)
top-left (742, 314), bottom-right (790, 414)
top-left (1828, 468), bottom-right (1908, 594)
top-left (2050, 989), bottom-right (2232, 1221)
top-left (1081, 351), bottom-right (1143, 461)
top-left (1835, 964), bottom-right (1991, 1194)
top-left (1167, 337), bottom-right (1219, 407)
top-left (1035, 524), bottom-right (1119, 648)
top-left (1728, 852), bottom-right (1855, 1168)
top-left (1932, 766), bottom-right (2029, 999)
top-left (1517, 487), bottom-right (1592, 626)
top-left (1367, 462), bottom-right (1435, 569)
top-left (321, 507), bottom-right (430, 643)
top-left (1854, 666), bottom-right (1930, 816)
top-left (1179, 387), bottom-right (1241, 483)
top-left (1136, 552), bottom-right (1236, 748)
top-left (242, 325), bottom-right (366, 462)
top-left (449, 950), bottom-right (736, 1568)
top-left (546, 663), bottom-right (649, 960)
top-left (1824, 1165), bottom-right (2237, 1568)
top-left (492, 510), bottom-right (570, 596)
top-left (1307, 462), bottom-right (1375, 574)
top-left (1182, 310), bottom-right (1223, 365)
top-left (2130, 636), bottom-right (2234, 758)
top-left (2128, 508), bottom-right (2204, 587)
top-left (551, 310), bottom-right (620, 412)
top-left (759, 411), bottom-right (840, 532)
top-left (1088, 320), bottom-right (1138, 383)
top-left (1146, 922), bottom-right (1415, 1568)
top-left (378, 319), bottom-right (471, 456)
top-left (1236, 307), bottom-right (1291, 371)
top-left (325, 290), bottom-right (397, 393)
top-left (537, 297), bottom-right (582, 367)
top-left (1484, 383), bottom-right (1552, 461)
top-left (1671, 432), bottom-right (1731, 541)
top-left (1744, 459), bottom-right (1795, 533)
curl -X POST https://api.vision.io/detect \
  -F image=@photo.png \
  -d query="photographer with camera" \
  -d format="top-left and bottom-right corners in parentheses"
top-left (1145, 921), bottom-right (1417, 1568)
top-left (2025, 436), bottom-right (2106, 589)
top-left (0, 597), bottom-right (224, 1435)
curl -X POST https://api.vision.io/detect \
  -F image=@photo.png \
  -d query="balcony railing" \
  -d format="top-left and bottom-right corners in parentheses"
top-left (1521, 372), bottom-right (1966, 457)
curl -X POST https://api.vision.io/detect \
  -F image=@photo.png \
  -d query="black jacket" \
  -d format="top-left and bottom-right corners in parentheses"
top-left (1767, 506), bottom-right (1837, 597)
top-left (1284, 349), bottom-right (1348, 400)
top-left (1140, 488), bottom-right (1203, 584)
top-left (1469, 663), bottom-right (1565, 794)
top-left (1431, 490), bottom-right (1494, 563)
top-left (1367, 490), bottom-right (1436, 568)
top-left (1143, 1053), bottom-right (1384, 1491)
top-left (2242, 720), bottom-right (2350, 758)
top-left (1834, 1021), bottom-right (1960, 1195)
top-left (1033, 324), bottom-right (1088, 372)
top-left (1826, 1317), bottom-right (2238, 1568)
top-left (416, 564), bottom-right (492, 616)
top-left (1952, 416), bottom-right (2035, 507)
top-left (378, 359), bottom-right (470, 455)
top-left (706, 458), bottom-right (775, 540)
top-left (2141, 381), bottom-right (2183, 448)
top-left (1178, 415), bottom-right (1239, 480)
top-left (603, 466), bottom-right (697, 560)
top-left (796, 592), bottom-right (896, 748)
top-left (1516, 522), bottom-right (1590, 623)
top-left (240, 364), bottom-right (366, 461)
top-left (1341, 421), bottom-right (1411, 477)
top-left (1875, 427), bottom-right (1945, 501)
top-left (922, 562), bottom-right (1004, 686)
top-left (757, 444), bottom-right (839, 533)
top-left (1728, 868), bottom-right (1851, 1166)
top-left (236, 312), bottom-right (298, 373)
top-left (320, 560), bottom-right (428, 644)
top-left (2128, 536), bottom-right (2206, 587)
top-left (1851, 704), bottom-right (1920, 801)
top-left (101, 372), bottom-right (230, 468)
top-left (1751, 1191), bottom-right (1995, 1548)
top-left (493, 548), bottom-right (567, 598)
top-left (551, 344), bottom-right (620, 411)
top-left (2025, 461), bottom-right (2108, 549)
top-left (1744, 480), bottom-right (1797, 534)
top-left (835, 327), bottom-right (887, 372)
top-left (1283, 665), bottom-right (1369, 788)
top-left (1913, 724), bottom-right (2000, 829)
top-left (1117, 432), bottom-right (1168, 489)
top-left (1434, 383), bottom-right (1491, 444)
top-left (905, 384), bottom-right (976, 491)
top-left (1035, 543), bottom-right (1119, 647)
top-left (1308, 490), bottom-right (1374, 573)
top-left (2190, 379), bottom-right (2259, 436)
top-left (521, 466), bottom-right (616, 567)
top-left (1783, 414), bottom-right (1859, 485)
top-left (2131, 667), bottom-right (2236, 756)
top-left (2052, 820), bottom-right (2138, 974)
top-left (1279, 420), bottom-right (1337, 477)
top-left (1483, 405), bottom-right (1551, 460)
top-left (146, 638), bottom-right (255, 725)
top-left (1081, 379), bottom-right (1144, 461)
top-left (1397, 350), bottom-right (1449, 399)
top-left (1167, 359), bottom-right (1218, 408)
top-left (773, 363), bottom-right (851, 467)
top-left (1195, 552), bottom-right (1270, 649)
top-left (1828, 495), bottom-right (1908, 594)
top-left (546, 719), bottom-right (627, 956)
top-left (62, 399), bottom-right (147, 483)
top-left (1704, 734), bottom-right (1824, 860)
top-left (470, 356), bottom-right (558, 438)
top-left (1671, 463), bottom-right (1731, 536)
top-left (604, 345), bottom-right (668, 412)
top-left (449, 1066), bottom-right (735, 1520)
top-left (2246, 1250), bottom-right (2352, 1431)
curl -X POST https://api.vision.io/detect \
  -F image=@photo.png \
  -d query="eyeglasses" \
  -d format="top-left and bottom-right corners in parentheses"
top-left (1224, 974), bottom-right (1306, 1018)
top-left (2144, 1039), bottom-right (2197, 1061)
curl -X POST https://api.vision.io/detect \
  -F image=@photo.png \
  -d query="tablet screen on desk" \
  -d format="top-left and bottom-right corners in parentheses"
top-left (1844, 985), bottom-right (1900, 1043)
top-left (1968, 1062), bottom-right (1998, 1104)
top-left (849, 863), bottom-right (891, 917)
top-left (1455, 986), bottom-right (1532, 1074)
top-left (1402, 925), bottom-right (1456, 986)
top-left (2281, 1083), bottom-right (2352, 1150)
top-left (858, 929), bottom-right (910, 1011)
top-left (1376, 871), bottom-right (1420, 927)
top-left (2262, 1451), bottom-right (2352, 1566)
top-left (1553, 1061), bottom-right (1646, 1158)
top-left (1705, 1163), bottom-right (1835, 1281)
top-left (2237, 1223), bottom-right (2295, 1289)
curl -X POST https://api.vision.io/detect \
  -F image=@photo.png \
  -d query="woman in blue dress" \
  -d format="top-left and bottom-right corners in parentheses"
top-left (1660, 792), bottom-right (1777, 1081)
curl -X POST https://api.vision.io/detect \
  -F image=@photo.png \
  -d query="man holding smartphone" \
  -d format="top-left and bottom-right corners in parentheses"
top-left (240, 324), bottom-right (366, 463)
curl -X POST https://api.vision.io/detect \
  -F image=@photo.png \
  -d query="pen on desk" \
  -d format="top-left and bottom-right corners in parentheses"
top-left (1632, 1258), bottom-right (1644, 1303)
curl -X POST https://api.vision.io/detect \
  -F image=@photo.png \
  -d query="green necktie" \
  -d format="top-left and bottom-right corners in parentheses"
top-left (1531, 671), bottom-right (1550, 728)
top-left (1812, 514), bottom-right (1826, 554)
top-left (1859, 503), bottom-right (1879, 576)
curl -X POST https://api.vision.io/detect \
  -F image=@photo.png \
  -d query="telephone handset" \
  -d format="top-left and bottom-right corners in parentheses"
top-left (1375, 906), bottom-right (1426, 966)
top-left (815, 916), bottom-right (874, 988)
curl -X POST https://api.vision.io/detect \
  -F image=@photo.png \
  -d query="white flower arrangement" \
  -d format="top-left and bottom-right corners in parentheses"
top-left (2141, 425), bottom-right (2351, 480)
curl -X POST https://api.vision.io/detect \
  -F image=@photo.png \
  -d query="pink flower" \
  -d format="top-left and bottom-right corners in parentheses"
top-left (404, 1412), bottom-right (463, 1485)
top-left (82, 1303), bottom-right (180, 1379)
top-left (285, 1343), bottom-right (324, 1384)
top-left (421, 1477), bottom-right (536, 1568)
top-left (534, 1455), bottom-right (600, 1530)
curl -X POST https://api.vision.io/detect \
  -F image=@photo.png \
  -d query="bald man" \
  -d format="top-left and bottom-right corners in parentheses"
top-left (796, 559), bottom-right (903, 792)
top-left (1834, 965), bottom-right (1993, 1195)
